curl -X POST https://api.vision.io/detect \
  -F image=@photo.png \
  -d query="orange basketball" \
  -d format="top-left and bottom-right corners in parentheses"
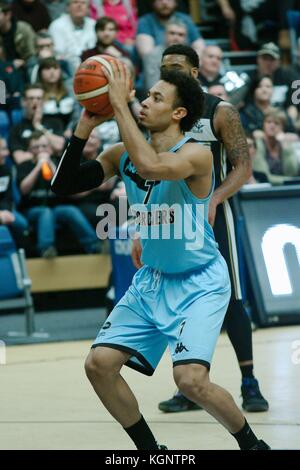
top-left (73, 55), bottom-right (120, 116)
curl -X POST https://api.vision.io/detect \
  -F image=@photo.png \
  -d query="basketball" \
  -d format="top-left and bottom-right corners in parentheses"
top-left (73, 55), bottom-right (120, 116)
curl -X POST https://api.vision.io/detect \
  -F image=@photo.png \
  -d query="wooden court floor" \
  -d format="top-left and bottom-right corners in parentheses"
top-left (1, 325), bottom-right (300, 450)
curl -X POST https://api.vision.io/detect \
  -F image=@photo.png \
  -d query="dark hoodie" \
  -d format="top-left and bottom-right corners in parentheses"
top-left (11, 0), bottom-right (51, 32)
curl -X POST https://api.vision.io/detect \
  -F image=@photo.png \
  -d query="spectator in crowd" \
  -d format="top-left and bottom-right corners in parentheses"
top-left (287, 38), bottom-right (300, 133)
top-left (241, 76), bottom-right (296, 134)
top-left (36, 57), bottom-right (80, 135)
top-left (35, 32), bottom-right (57, 60)
top-left (0, 0), bottom-right (36, 73)
top-left (0, 135), bottom-right (29, 246)
top-left (17, 131), bottom-right (102, 257)
top-left (136, 0), bottom-right (204, 58)
top-left (244, 133), bottom-right (268, 184)
top-left (0, 44), bottom-right (24, 128)
top-left (198, 45), bottom-right (223, 91)
top-left (10, 84), bottom-right (65, 164)
top-left (136, 0), bottom-right (188, 16)
top-left (48, 0), bottom-right (96, 72)
top-left (97, 118), bottom-right (120, 150)
top-left (253, 109), bottom-right (300, 185)
top-left (207, 83), bottom-right (229, 101)
top-left (76, 129), bottom-right (116, 227)
top-left (241, 76), bottom-right (274, 134)
top-left (217, 0), bottom-right (291, 52)
top-left (142, 17), bottom-right (187, 90)
top-left (81, 16), bottom-right (130, 61)
top-left (92, 0), bottom-right (138, 47)
top-left (43, 0), bottom-right (68, 21)
top-left (29, 32), bottom-right (73, 83)
top-left (163, 16), bottom-right (187, 45)
top-left (247, 43), bottom-right (298, 110)
top-left (11, 0), bottom-right (51, 33)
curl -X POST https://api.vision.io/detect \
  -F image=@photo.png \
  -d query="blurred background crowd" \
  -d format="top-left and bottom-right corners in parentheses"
top-left (1, 0), bottom-right (300, 258)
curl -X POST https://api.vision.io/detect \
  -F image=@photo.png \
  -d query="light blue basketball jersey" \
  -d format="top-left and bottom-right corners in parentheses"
top-left (119, 135), bottom-right (219, 274)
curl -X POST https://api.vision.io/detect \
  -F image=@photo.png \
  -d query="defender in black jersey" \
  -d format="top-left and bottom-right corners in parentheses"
top-left (132, 45), bottom-right (269, 413)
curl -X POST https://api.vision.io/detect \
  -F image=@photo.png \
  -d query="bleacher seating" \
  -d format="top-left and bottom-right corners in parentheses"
top-left (0, 111), bottom-right (10, 142)
top-left (222, 51), bottom-right (257, 73)
top-left (0, 226), bottom-right (35, 335)
top-left (198, 0), bottom-right (220, 23)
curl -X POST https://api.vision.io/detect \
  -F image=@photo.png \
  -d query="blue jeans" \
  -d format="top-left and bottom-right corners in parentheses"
top-left (7, 210), bottom-right (29, 247)
top-left (26, 205), bottom-right (98, 254)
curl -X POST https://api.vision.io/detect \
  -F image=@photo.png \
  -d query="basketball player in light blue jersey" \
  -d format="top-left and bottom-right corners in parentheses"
top-left (51, 61), bottom-right (270, 450)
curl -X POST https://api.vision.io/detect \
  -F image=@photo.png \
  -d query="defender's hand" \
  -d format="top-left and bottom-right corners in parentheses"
top-left (131, 237), bottom-right (143, 269)
top-left (208, 199), bottom-right (218, 227)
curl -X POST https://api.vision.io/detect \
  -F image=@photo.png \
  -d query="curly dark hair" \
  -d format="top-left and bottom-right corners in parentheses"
top-left (160, 69), bottom-right (204, 132)
top-left (162, 44), bottom-right (200, 69)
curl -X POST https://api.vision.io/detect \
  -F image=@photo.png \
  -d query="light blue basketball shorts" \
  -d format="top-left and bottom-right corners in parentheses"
top-left (92, 256), bottom-right (231, 376)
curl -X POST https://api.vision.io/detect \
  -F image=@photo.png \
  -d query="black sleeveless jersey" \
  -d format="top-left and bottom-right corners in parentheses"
top-left (186, 92), bottom-right (232, 189)
top-left (187, 93), bottom-right (243, 300)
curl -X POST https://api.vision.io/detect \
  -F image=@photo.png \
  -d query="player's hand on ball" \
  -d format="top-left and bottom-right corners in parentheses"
top-left (103, 60), bottom-right (133, 109)
top-left (75, 109), bottom-right (114, 139)
top-left (81, 109), bottom-right (114, 128)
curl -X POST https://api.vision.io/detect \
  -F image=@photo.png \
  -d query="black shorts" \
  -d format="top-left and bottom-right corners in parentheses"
top-left (214, 200), bottom-right (242, 301)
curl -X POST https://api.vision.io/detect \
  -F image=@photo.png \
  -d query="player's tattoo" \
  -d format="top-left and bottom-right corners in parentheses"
top-left (214, 103), bottom-right (250, 168)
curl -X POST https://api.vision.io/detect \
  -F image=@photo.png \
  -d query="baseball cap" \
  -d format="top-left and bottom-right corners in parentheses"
top-left (257, 42), bottom-right (280, 59)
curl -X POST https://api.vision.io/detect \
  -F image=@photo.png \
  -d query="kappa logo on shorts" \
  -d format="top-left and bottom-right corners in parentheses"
top-left (102, 321), bottom-right (111, 330)
top-left (175, 342), bottom-right (189, 354)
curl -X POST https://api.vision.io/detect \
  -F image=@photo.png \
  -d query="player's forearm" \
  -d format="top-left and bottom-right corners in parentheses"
top-left (51, 135), bottom-right (104, 195)
top-left (214, 103), bottom-right (252, 204)
top-left (74, 120), bottom-right (94, 140)
top-left (113, 104), bottom-right (160, 177)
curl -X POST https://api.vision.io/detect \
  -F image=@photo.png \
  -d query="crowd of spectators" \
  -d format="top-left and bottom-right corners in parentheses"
top-left (1, 0), bottom-right (300, 258)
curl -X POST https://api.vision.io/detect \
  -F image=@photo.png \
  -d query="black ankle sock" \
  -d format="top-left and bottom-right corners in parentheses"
top-left (124, 415), bottom-right (159, 450)
top-left (240, 364), bottom-right (254, 379)
top-left (232, 419), bottom-right (259, 450)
